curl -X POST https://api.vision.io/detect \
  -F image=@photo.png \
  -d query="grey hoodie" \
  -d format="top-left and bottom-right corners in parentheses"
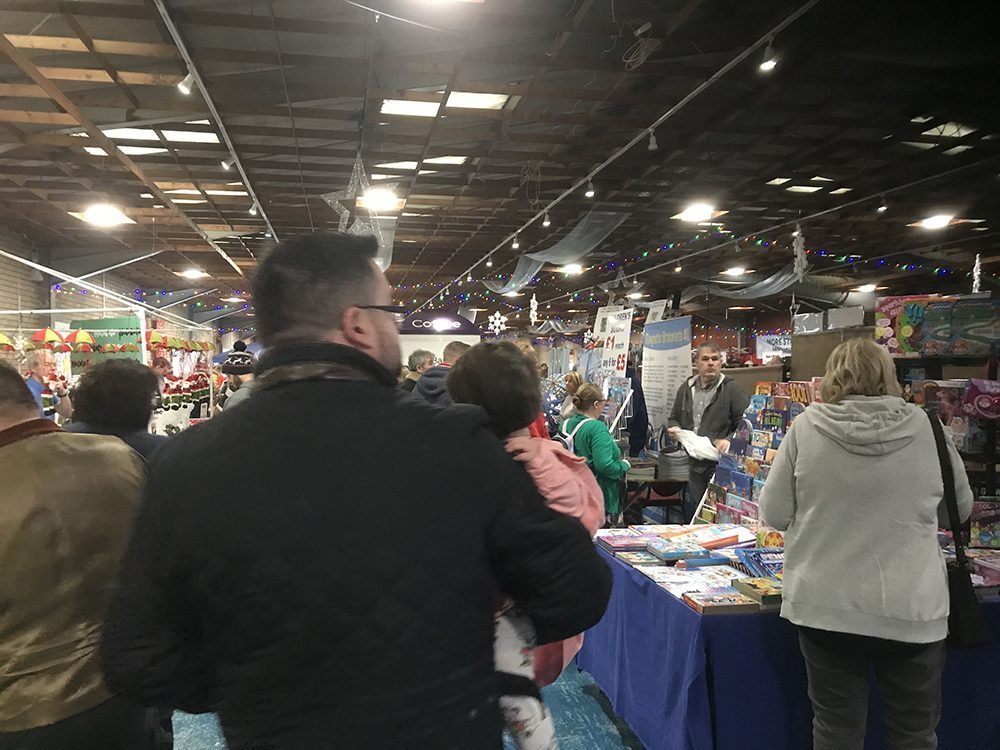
top-left (760, 395), bottom-right (973, 643)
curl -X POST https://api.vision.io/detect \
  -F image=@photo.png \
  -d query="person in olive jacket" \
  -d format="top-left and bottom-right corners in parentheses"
top-left (100, 232), bottom-right (612, 750)
top-left (667, 342), bottom-right (749, 521)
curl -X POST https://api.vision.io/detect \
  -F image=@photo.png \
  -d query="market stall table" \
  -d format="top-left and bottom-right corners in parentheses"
top-left (577, 548), bottom-right (1000, 750)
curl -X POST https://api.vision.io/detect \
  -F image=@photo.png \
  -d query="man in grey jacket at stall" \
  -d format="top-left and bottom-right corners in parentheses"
top-left (667, 342), bottom-right (749, 521)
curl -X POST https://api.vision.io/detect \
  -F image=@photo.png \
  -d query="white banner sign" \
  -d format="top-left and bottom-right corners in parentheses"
top-left (645, 299), bottom-right (669, 324)
top-left (642, 315), bottom-right (692, 431)
top-left (599, 308), bottom-right (634, 379)
top-left (756, 334), bottom-right (792, 360)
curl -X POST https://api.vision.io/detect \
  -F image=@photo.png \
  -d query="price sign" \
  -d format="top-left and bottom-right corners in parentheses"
top-left (598, 309), bottom-right (634, 380)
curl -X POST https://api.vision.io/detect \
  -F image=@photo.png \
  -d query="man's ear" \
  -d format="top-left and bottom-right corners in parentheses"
top-left (340, 306), bottom-right (375, 353)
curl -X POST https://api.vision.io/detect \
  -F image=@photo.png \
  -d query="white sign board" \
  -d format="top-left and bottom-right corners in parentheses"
top-left (756, 335), bottom-right (792, 360)
top-left (642, 315), bottom-right (692, 431)
top-left (593, 304), bottom-right (625, 340)
top-left (599, 308), bottom-right (635, 379)
top-left (645, 299), bottom-right (669, 324)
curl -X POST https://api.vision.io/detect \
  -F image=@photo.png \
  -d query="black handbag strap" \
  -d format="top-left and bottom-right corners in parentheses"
top-left (925, 410), bottom-right (967, 567)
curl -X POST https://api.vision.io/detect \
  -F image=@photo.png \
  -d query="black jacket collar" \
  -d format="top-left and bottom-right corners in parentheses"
top-left (255, 342), bottom-right (397, 389)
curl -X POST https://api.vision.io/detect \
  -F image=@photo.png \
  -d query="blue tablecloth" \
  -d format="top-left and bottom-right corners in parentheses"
top-left (577, 549), bottom-right (1000, 750)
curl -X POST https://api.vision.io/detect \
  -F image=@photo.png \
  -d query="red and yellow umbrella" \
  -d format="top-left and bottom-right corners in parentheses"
top-left (58, 342), bottom-right (73, 353)
top-left (63, 328), bottom-right (97, 352)
top-left (120, 342), bottom-right (140, 353)
top-left (30, 327), bottom-right (63, 350)
top-left (99, 343), bottom-right (117, 353)
top-left (77, 343), bottom-right (95, 353)
top-left (145, 330), bottom-right (164, 350)
top-left (0, 333), bottom-right (13, 352)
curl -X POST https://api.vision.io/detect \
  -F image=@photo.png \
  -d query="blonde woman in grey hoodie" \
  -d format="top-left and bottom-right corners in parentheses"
top-left (761, 337), bottom-right (973, 750)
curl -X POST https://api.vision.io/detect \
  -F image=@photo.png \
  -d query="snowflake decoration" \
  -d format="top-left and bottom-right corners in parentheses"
top-left (487, 311), bottom-right (508, 335)
top-left (792, 223), bottom-right (808, 282)
top-left (529, 293), bottom-right (539, 325)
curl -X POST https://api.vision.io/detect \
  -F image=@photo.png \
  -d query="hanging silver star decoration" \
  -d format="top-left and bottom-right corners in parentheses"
top-left (598, 268), bottom-right (645, 304)
top-left (972, 253), bottom-right (982, 294)
top-left (320, 154), bottom-right (395, 269)
top-left (487, 311), bottom-right (508, 335)
top-left (792, 223), bottom-right (808, 282)
top-left (529, 293), bottom-right (539, 325)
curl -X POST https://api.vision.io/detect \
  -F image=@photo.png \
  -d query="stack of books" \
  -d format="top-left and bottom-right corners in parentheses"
top-left (682, 588), bottom-right (759, 615)
top-left (734, 577), bottom-right (783, 613)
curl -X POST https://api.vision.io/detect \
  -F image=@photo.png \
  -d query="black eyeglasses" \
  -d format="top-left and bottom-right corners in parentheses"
top-left (356, 304), bottom-right (408, 325)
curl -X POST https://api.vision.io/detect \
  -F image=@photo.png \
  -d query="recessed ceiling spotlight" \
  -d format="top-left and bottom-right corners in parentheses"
top-left (920, 214), bottom-right (954, 229)
top-left (584, 181), bottom-right (595, 199)
top-left (759, 38), bottom-right (777, 72)
top-left (677, 202), bottom-right (715, 222)
top-left (177, 72), bottom-right (195, 96)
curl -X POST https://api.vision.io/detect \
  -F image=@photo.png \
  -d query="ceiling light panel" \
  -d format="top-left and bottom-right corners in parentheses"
top-left (99, 127), bottom-right (220, 144)
top-left (786, 185), bottom-right (822, 193)
top-left (765, 177), bottom-right (791, 185)
top-left (829, 188), bottom-right (853, 195)
top-left (446, 92), bottom-right (510, 110)
top-left (380, 99), bottom-right (441, 117)
top-left (921, 122), bottom-right (975, 138)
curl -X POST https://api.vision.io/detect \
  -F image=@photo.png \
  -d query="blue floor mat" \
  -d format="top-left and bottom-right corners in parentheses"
top-left (173, 668), bottom-right (643, 750)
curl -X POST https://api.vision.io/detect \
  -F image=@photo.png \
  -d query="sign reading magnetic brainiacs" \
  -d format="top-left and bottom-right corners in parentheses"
top-left (642, 313), bottom-right (692, 431)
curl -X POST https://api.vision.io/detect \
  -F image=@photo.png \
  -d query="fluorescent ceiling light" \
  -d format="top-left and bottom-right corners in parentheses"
top-left (942, 145), bottom-right (973, 155)
top-left (854, 284), bottom-right (878, 293)
top-left (425, 155), bottom-right (467, 165)
top-left (186, 119), bottom-right (211, 125)
top-left (910, 115), bottom-right (933, 124)
top-left (559, 264), bottom-right (583, 275)
top-left (446, 91), bottom-right (509, 110)
top-left (166, 189), bottom-right (248, 196)
top-left (627, 292), bottom-right (645, 299)
top-left (673, 203), bottom-right (725, 222)
top-left (220, 297), bottom-right (244, 303)
top-left (902, 141), bottom-right (936, 150)
top-left (786, 185), bottom-right (822, 193)
top-left (357, 187), bottom-right (405, 212)
top-left (171, 198), bottom-right (207, 204)
top-left (70, 203), bottom-right (136, 227)
top-left (503, 291), bottom-right (522, 298)
top-left (721, 266), bottom-right (748, 277)
top-left (177, 268), bottom-right (209, 279)
top-left (830, 188), bottom-right (853, 195)
top-left (380, 99), bottom-right (440, 117)
top-left (377, 161), bottom-right (419, 171)
top-left (728, 306), bottom-right (754, 311)
top-left (84, 145), bottom-right (167, 157)
top-left (919, 214), bottom-right (954, 229)
top-left (766, 177), bottom-right (790, 185)
top-left (811, 176), bottom-right (834, 182)
top-left (370, 173), bottom-right (395, 181)
top-left (922, 122), bottom-right (975, 138)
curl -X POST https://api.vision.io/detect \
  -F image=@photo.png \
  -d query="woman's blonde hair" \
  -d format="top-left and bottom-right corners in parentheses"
top-left (572, 383), bottom-right (604, 410)
top-left (563, 371), bottom-right (583, 394)
top-left (821, 337), bottom-right (902, 404)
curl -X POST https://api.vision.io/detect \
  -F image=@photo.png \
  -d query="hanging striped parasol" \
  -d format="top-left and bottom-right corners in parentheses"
top-left (31, 327), bottom-right (64, 350)
top-left (145, 330), bottom-right (164, 350)
top-left (99, 343), bottom-right (117, 353)
top-left (64, 329), bottom-right (96, 347)
top-left (120, 342), bottom-right (140, 353)
top-left (0, 333), bottom-right (13, 352)
top-left (77, 343), bottom-right (95, 353)
top-left (58, 342), bottom-right (73, 353)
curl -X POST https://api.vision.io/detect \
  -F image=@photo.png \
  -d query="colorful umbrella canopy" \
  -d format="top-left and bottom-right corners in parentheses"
top-left (0, 333), bottom-right (12, 352)
top-left (77, 343), bottom-right (95, 353)
top-left (30, 327), bottom-right (63, 349)
top-left (145, 330), bottom-right (164, 350)
top-left (120, 342), bottom-right (140, 353)
top-left (99, 343), bottom-right (117, 353)
top-left (58, 342), bottom-right (73, 353)
top-left (64, 329), bottom-right (96, 346)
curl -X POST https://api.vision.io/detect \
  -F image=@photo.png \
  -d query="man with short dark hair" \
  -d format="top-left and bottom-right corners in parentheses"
top-left (0, 363), bottom-right (149, 748)
top-left (102, 231), bottom-right (611, 750)
top-left (667, 342), bottom-right (749, 521)
top-left (67, 359), bottom-right (168, 460)
top-left (415, 340), bottom-right (470, 405)
top-left (400, 348), bottom-right (434, 393)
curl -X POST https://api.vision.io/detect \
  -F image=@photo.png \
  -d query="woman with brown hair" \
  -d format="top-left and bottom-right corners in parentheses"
top-left (560, 383), bottom-right (631, 525)
top-left (559, 371), bottom-right (584, 421)
top-left (761, 337), bottom-right (974, 749)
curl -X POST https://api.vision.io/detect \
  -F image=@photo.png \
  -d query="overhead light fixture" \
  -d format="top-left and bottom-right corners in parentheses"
top-left (674, 265), bottom-right (682, 273)
top-left (786, 185), bottom-right (822, 193)
top-left (585, 181), bottom-right (595, 198)
top-left (221, 158), bottom-right (234, 170)
top-left (721, 266), bottom-right (748, 277)
top-left (357, 187), bottom-right (405, 212)
top-left (627, 292), bottom-right (644, 299)
top-left (249, 204), bottom-right (257, 216)
top-left (792, 228), bottom-right (801, 237)
top-left (759, 38), bottom-right (777, 72)
top-left (446, 91), bottom-right (509, 110)
top-left (920, 214), bottom-right (954, 230)
top-left (486, 256), bottom-right (493, 268)
top-left (177, 268), bottom-right (209, 279)
top-left (542, 212), bottom-right (551, 227)
top-left (511, 234), bottom-right (520, 250)
top-left (766, 177), bottom-right (791, 185)
top-left (177, 72), bottom-right (195, 95)
top-left (647, 131), bottom-right (658, 151)
top-left (676, 202), bottom-right (716, 222)
top-left (70, 203), bottom-right (136, 227)
top-left (877, 197), bottom-right (888, 213)
top-left (379, 99), bottom-right (440, 117)
top-left (728, 306), bottom-right (754, 311)
top-left (560, 263), bottom-right (583, 275)
top-left (85, 145), bottom-right (167, 157)
top-left (503, 291), bottom-right (522, 298)
top-left (220, 296), bottom-right (244, 303)
top-left (854, 284), bottom-right (878, 293)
